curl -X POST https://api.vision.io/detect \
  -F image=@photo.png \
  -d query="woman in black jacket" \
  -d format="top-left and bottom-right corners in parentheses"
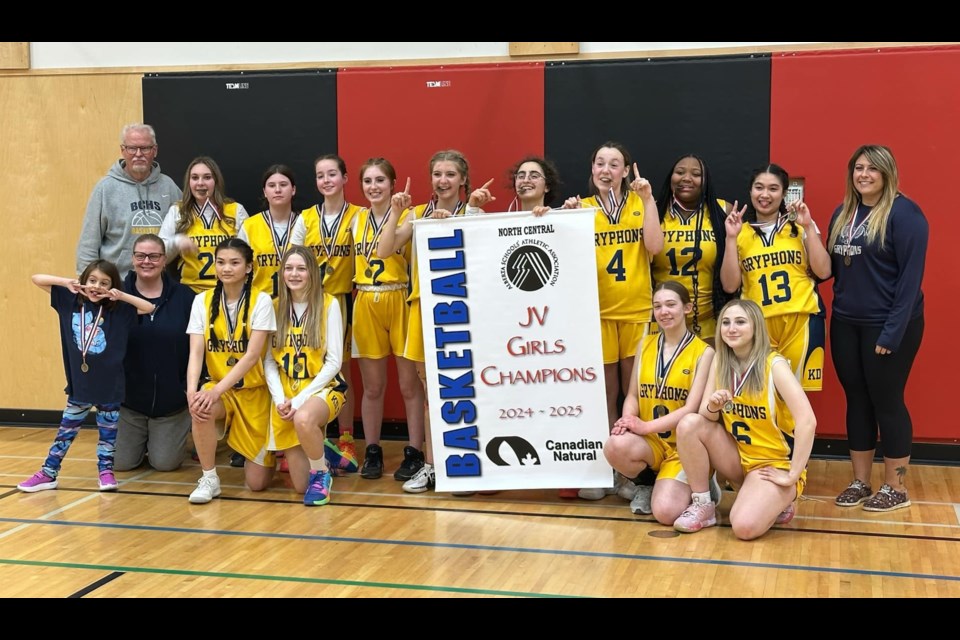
top-left (115, 233), bottom-right (196, 471)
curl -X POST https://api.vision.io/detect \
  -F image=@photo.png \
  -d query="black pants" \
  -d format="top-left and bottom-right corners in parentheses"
top-left (829, 315), bottom-right (924, 458)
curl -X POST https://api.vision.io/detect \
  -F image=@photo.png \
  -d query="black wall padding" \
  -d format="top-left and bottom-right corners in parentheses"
top-left (143, 69), bottom-right (338, 216)
top-left (545, 55), bottom-right (771, 205)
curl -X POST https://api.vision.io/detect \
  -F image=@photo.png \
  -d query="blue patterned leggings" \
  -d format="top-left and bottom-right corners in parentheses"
top-left (42, 400), bottom-right (120, 479)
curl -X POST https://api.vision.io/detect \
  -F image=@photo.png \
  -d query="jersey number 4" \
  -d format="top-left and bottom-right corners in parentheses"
top-left (606, 249), bottom-right (626, 282)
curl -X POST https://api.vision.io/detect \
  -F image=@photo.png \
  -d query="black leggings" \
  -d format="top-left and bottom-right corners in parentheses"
top-left (829, 315), bottom-right (924, 458)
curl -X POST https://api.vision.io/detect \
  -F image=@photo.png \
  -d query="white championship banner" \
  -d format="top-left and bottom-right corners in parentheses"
top-left (415, 209), bottom-right (609, 492)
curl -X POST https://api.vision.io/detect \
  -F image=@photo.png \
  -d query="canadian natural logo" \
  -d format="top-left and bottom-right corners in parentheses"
top-left (485, 436), bottom-right (541, 466)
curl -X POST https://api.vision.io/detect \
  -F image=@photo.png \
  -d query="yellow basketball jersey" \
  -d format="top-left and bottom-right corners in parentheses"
top-left (299, 202), bottom-right (360, 295)
top-left (736, 220), bottom-right (819, 317)
top-left (352, 207), bottom-right (411, 286)
top-left (652, 199), bottom-right (726, 324)
top-left (180, 202), bottom-right (243, 293)
top-left (202, 287), bottom-right (266, 388)
top-left (408, 201), bottom-right (465, 301)
top-left (244, 211), bottom-right (299, 299)
top-left (636, 333), bottom-right (711, 448)
top-left (271, 294), bottom-right (345, 397)
top-left (586, 190), bottom-right (653, 321)
top-left (722, 351), bottom-right (795, 464)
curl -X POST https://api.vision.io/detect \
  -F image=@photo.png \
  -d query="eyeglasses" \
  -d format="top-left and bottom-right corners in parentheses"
top-left (133, 252), bottom-right (164, 263)
top-left (515, 171), bottom-right (545, 181)
top-left (121, 145), bottom-right (157, 155)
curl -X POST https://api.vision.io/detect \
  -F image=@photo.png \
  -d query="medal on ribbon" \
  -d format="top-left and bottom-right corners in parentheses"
top-left (655, 332), bottom-right (695, 400)
top-left (79, 302), bottom-right (105, 373)
top-left (360, 207), bottom-right (390, 279)
top-left (319, 201), bottom-right (347, 277)
top-left (726, 360), bottom-right (757, 412)
top-left (221, 288), bottom-right (246, 368)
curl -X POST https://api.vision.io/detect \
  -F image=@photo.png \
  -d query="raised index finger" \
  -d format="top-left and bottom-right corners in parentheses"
top-left (481, 178), bottom-right (494, 190)
top-left (633, 163), bottom-right (640, 179)
top-left (403, 177), bottom-right (411, 195)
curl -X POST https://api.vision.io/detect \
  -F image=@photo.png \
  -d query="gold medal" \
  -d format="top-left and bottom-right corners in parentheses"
top-left (326, 265), bottom-right (335, 275)
top-left (364, 268), bottom-right (373, 278)
top-left (81, 362), bottom-right (89, 373)
top-left (723, 400), bottom-right (734, 413)
top-left (226, 356), bottom-right (238, 366)
top-left (786, 210), bottom-right (797, 222)
top-left (294, 362), bottom-right (304, 374)
top-left (844, 255), bottom-right (852, 267)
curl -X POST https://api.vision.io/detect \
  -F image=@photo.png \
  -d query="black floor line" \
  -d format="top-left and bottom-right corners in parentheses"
top-left (68, 571), bottom-right (125, 598)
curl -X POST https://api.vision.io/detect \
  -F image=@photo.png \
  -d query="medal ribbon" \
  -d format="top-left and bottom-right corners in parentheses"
top-left (598, 189), bottom-right (626, 225)
top-left (655, 331), bottom-right (695, 399)
top-left (361, 207), bottom-right (391, 267)
top-left (844, 204), bottom-right (872, 246)
top-left (263, 209), bottom-right (297, 265)
top-left (221, 288), bottom-right (247, 343)
top-left (290, 304), bottom-right (307, 378)
top-left (319, 201), bottom-right (348, 262)
top-left (749, 215), bottom-right (790, 247)
top-left (79, 302), bottom-right (105, 365)
top-left (731, 360), bottom-right (757, 399)
top-left (195, 200), bottom-right (222, 227)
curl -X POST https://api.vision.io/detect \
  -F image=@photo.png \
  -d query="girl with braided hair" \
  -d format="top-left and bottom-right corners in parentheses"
top-left (653, 154), bottom-right (734, 344)
top-left (185, 237), bottom-right (277, 504)
top-left (720, 164), bottom-right (831, 391)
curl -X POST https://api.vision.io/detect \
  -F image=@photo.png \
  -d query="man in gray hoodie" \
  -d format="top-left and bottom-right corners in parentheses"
top-left (76, 123), bottom-right (182, 277)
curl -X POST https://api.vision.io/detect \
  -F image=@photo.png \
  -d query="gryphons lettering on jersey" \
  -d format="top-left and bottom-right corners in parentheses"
top-left (180, 202), bottom-right (243, 292)
top-left (587, 190), bottom-right (652, 321)
top-left (300, 202), bottom-right (359, 295)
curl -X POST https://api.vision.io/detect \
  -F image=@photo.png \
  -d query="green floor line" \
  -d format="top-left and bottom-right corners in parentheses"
top-left (0, 557), bottom-right (584, 598)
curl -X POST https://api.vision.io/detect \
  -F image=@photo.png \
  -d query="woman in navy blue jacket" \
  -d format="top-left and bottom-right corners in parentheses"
top-left (827, 145), bottom-right (928, 513)
top-left (116, 234), bottom-right (196, 471)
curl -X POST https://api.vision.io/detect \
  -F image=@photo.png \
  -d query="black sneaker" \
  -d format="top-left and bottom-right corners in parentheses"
top-left (393, 446), bottom-right (425, 481)
top-left (360, 444), bottom-right (384, 480)
top-left (230, 452), bottom-right (245, 468)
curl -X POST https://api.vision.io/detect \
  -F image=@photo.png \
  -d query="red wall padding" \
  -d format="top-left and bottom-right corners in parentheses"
top-left (337, 62), bottom-right (544, 421)
top-left (771, 46), bottom-right (959, 441)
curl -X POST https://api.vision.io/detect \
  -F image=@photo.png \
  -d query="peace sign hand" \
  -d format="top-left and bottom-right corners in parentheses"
top-left (725, 200), bottom-right (746, 238)
top-left (469, 178), bottom-right (496, 208)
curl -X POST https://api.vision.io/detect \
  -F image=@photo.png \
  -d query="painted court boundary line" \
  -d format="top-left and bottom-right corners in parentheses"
top-left (0, 557), bottom-right (575, 598)
top-left (1, 516), bottom-right (959, 584)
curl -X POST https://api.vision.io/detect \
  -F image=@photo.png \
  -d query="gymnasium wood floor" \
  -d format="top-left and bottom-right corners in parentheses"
top-left (1, 425), bottom-right (958, 598)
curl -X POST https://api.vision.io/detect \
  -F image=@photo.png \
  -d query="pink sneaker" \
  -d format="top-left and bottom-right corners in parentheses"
top-left (98, 470), bottom-right (119, 491)
top-left (775, 502), bottom-right (796, 525)
top-left (18, 470), bottom-right (58, 493)
top-left (673, 499), bottom-right (717, 533)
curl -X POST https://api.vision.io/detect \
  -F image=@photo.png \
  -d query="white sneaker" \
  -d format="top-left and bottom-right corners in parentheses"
top-left (402, 463), bottom-right (435, 494)
top-left (630, 484), bottom-right (654, 514)
top-left (188, 475), bottom-right (221, 504)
